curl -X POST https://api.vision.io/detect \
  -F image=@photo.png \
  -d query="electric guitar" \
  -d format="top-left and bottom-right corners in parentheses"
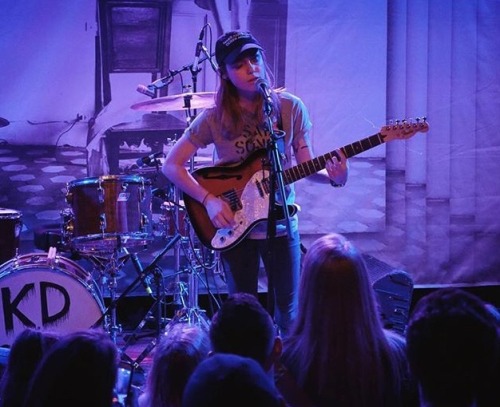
top-left (183, 119), bottom-right (429, 251)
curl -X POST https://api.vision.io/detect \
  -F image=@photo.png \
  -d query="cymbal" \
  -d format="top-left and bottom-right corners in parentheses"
top-left (0, 117), bottom-right (10, 128)
top-left (131, 92), bottom-right (215, 112)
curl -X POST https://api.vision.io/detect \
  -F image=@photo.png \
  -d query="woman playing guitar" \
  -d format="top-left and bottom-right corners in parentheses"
top-left (162, 30), bottom-right (348, 334)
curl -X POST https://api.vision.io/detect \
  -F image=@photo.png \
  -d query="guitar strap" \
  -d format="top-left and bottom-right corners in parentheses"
top-left (275, 107), bottom-right (285, 155)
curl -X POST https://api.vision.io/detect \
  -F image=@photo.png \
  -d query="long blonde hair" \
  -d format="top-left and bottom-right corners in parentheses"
top-left (143, 323), bottom-right (210, 407)
top-left (283, 233), bottom-right (407, 406)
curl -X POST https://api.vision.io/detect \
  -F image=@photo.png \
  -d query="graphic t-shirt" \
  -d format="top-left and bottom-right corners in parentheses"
top-left (185, 92), bottom-right (312, 239)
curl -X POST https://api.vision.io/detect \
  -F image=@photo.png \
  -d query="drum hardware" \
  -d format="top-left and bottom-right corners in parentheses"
top-left (119, 175), bottom-right (215, 367)
top-left (159, 158), bottom-right (212, 332)
top-left (0, 208), bottom-right (22, 265)
top-left (115, 234), bottom-right (182, 365)
top-left (87, 248), bottom-right (133, 343)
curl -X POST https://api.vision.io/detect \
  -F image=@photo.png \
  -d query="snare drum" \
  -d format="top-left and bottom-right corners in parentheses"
top-left (64, 175), bottom-right (152, 253)
top-left (0, 208), bottom-right (22, 265)
top-left (0, 253), bottom-right (104, 346)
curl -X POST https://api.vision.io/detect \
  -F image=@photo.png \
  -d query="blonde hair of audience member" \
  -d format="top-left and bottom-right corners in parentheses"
top-left (281, 233), bottom-right (410, 406)
top-left (138, 323), bottom-right (210, 407)
top-left (23, 329), bottom-right (119, 407)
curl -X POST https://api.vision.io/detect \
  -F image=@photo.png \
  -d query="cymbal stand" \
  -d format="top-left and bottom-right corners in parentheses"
top-left (86, 244), bottom-right (130, 343)
top-left (164, 157), bottom-right (211, 332)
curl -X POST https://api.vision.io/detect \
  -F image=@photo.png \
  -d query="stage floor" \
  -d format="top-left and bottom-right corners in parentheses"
top-left (1, 142), bottom-right (500, 377)
top-left (1, 143), bottom-right (499, 323)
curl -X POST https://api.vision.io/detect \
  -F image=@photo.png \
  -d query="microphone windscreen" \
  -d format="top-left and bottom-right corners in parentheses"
top-left (136, 84), bottom-right (155, 98)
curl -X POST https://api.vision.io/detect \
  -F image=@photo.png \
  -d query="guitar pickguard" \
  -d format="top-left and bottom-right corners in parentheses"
top-left (211, 170), bottom-right (270, 250)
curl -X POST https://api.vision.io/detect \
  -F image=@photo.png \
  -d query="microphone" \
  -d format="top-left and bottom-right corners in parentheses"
top-left (124, 249), bottom-right (153, 296)
top-left (136, 151), bottom-right (165, 167)
top-left (192, 26), bottom-right (205, 74)
top-left (136, 84), bottom-right (155, 98)
top-left (255, 78), bottom-right (274, 107)
top-left (136, 74), bottom-right (174, 97)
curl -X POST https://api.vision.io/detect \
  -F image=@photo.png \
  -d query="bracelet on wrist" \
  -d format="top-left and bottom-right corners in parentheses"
top-left (201, 192), bottom-right (212, 205)
top-left (330, 180), bottom-right (345, 188)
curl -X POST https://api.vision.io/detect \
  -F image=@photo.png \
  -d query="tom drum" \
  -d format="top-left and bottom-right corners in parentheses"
top-left (64, 175), bottom-right (153, 253)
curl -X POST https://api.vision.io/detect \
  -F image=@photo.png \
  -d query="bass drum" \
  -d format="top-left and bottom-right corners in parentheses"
top-left (0, 253), bottom-right (105, 346)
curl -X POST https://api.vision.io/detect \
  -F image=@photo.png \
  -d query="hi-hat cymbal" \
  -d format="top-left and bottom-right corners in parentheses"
top-left (131, 92), bottom-right (215, 112)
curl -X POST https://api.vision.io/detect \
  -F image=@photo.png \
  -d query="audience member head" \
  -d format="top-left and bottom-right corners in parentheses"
top-left (182, 353), bottom-right (284, 407)
top-left (0, 328), bottom-right (60, 407)
top-left (407, 288), bottom-right (499, 407)
top-left (282, 233), bottom-right (409, 406)
top-left (210, 292), bottom-right (281, 371)
top-left (140, 322), bottom-right (210, 407)
top-left (23, 329), bottom-right (119, 407)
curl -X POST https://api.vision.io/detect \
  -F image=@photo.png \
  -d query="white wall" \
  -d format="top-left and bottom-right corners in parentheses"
top-left (0, 1), bottom-right (96, 146)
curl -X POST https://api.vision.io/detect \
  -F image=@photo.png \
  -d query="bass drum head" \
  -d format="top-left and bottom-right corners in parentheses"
top-left (0, 253), bottom-right (104, 346)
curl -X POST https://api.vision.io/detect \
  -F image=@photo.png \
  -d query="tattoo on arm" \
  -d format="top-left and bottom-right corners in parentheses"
top-left (293, 144), bottom-right (310, 154)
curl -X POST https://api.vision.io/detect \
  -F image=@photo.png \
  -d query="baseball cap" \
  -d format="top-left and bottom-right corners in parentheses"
top-left (215, 31), bottom-right (263, 67)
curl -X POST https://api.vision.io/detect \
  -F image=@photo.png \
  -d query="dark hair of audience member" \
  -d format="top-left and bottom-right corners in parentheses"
top-left (209, 292), bottom-right (278, 370)
top-left (281, 233), bottom-right (411, 406)
top-left (139, 323), bottom-right (210, 407)
top-left (406, 287), bottom-right (500, 407)
top-left (182, 353), bottom-right (284, 407)
top-left (0, 328), bottom-right (60, 407)
top-left (22, 329), bottom-right (119, 407)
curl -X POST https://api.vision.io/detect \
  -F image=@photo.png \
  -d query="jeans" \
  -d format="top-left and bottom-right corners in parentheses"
top-left (220, 230), bottom-right (301, 334)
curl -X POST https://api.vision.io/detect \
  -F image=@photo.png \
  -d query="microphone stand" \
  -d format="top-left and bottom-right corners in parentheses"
top-left (264, 102), bottom-right (293, 239)
top-left (201, 45), bottom-right (219, 72)
top-left (140, 53), bottom-right (215, 97)
top-left (263, 98), bottom-right (294, 319)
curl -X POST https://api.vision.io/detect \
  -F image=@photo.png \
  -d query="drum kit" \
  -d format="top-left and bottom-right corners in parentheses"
top-left (0, 91), bottom-right (218, 353)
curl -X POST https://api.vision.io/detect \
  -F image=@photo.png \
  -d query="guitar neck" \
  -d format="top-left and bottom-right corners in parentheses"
top-left (284, 132), bottom-right (384, 184)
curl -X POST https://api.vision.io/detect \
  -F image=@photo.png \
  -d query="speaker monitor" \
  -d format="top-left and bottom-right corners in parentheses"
top-left (364, 254), bottom-right (414, 335)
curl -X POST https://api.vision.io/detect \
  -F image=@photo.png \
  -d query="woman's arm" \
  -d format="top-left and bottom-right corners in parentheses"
top-left (162, 136), bottom-right (234, 228)
top-left (293, 133), bottom-right (349, 186)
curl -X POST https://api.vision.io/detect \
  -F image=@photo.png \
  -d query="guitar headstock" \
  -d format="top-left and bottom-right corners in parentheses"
top-left (380, 117), bottom-right (429, 142)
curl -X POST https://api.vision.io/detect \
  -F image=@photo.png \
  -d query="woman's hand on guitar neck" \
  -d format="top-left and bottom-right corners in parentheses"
top-left (204, 194), bottom-right (235, 229)
top-left (325, 149), bottom-right (349, 187)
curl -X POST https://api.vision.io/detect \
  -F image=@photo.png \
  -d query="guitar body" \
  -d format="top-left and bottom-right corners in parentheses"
top-left (184, 149), bottom-right (296, 251)
top-left (183, 119), bottom-right (429, 251)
